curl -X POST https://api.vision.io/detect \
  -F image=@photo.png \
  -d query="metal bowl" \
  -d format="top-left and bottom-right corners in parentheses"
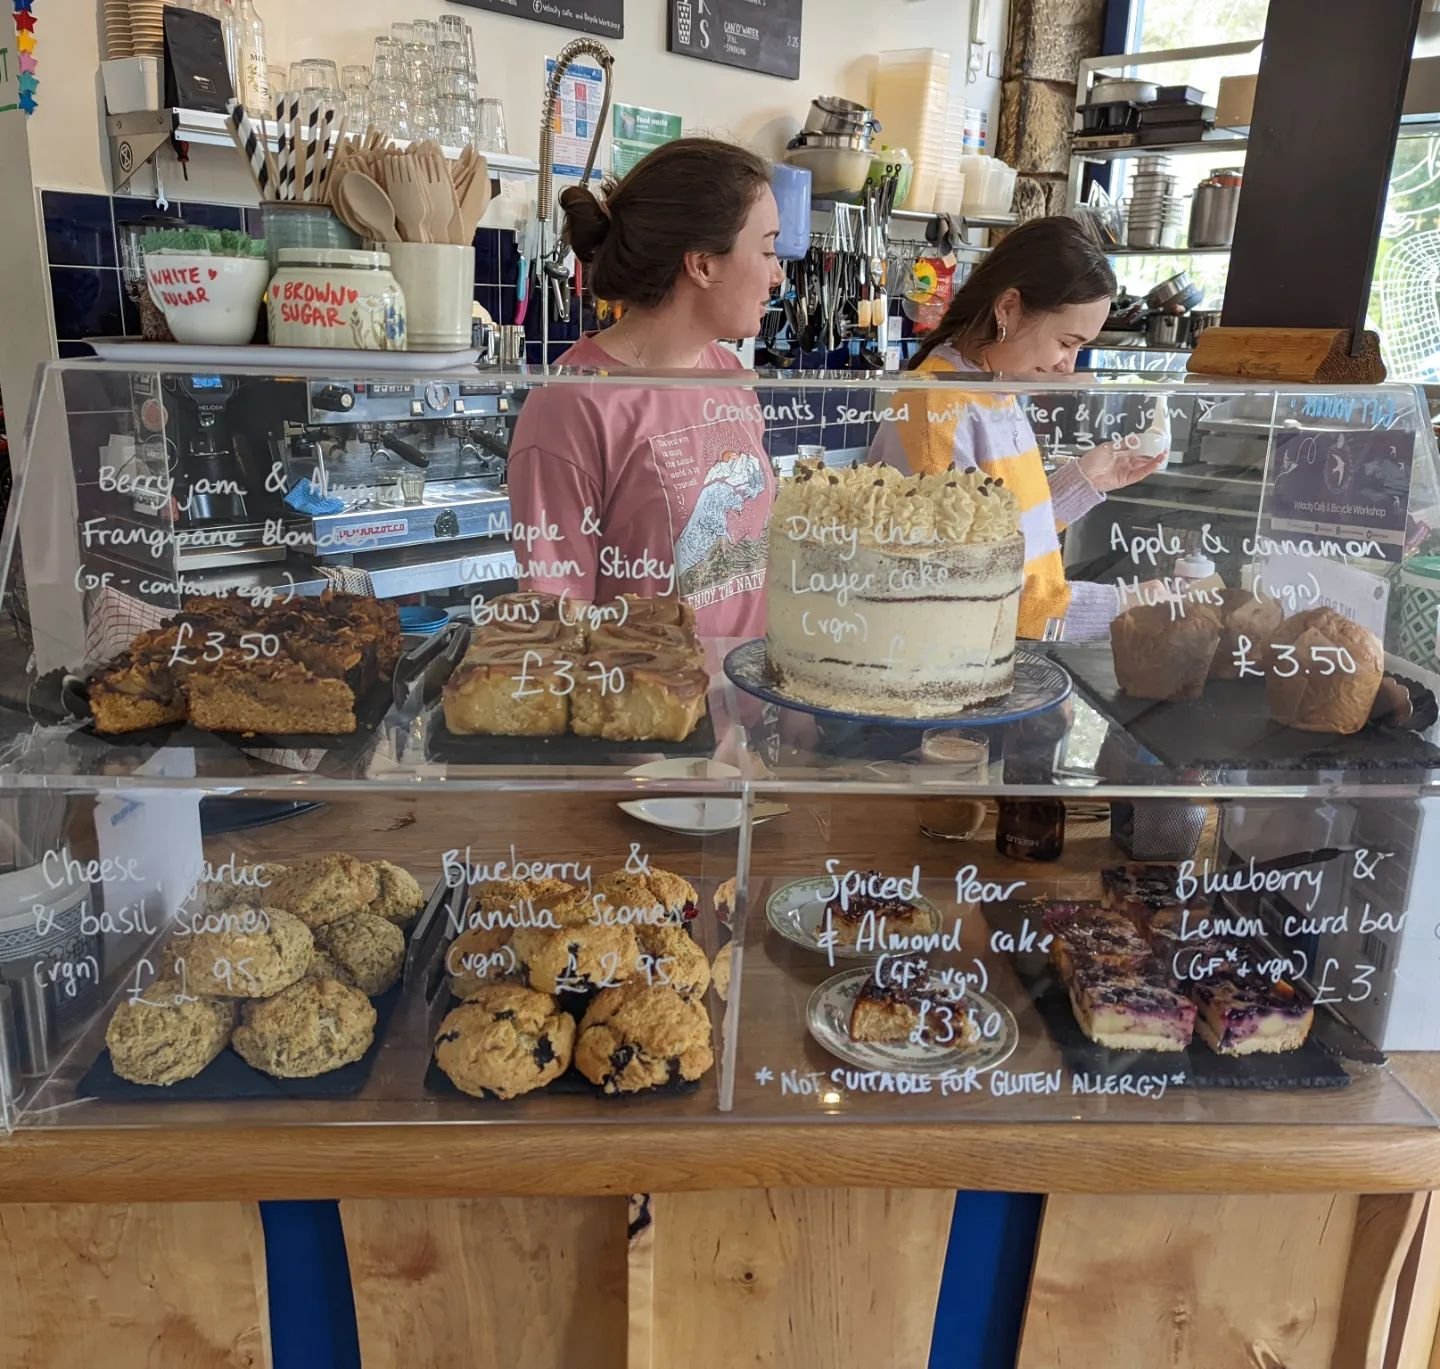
top-left (791, 128), bottom-right (874, 153)
top-left (804, 95), bottom-right (878, 137)
top-left (1146, 271), bottom-right (1195, 310)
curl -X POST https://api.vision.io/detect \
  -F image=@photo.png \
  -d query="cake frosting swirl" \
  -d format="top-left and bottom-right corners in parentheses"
top-left (765, 460), bottom-right (1025, 717)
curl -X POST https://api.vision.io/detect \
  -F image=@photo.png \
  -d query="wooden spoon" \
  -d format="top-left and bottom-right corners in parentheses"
top-left (337, 171), bottom-right (400, 244)
top-left (455, 156), bottom-right (492, 244)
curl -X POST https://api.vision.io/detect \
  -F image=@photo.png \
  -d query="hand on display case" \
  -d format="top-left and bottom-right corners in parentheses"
top-left (1075, 438), bottom-right (1168, 494)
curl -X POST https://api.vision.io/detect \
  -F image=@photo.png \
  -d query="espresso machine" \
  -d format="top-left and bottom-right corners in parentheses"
top-left (85, 370), bottom-right (520, 605)
top-left (223, 375), bottom-right (518, 597)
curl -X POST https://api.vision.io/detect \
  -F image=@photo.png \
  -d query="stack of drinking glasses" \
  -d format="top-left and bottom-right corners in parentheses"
top-left (357, 16), bottom-right (504, 153)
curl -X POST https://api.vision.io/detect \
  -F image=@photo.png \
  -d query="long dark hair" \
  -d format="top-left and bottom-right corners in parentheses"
top-left (908, 215), bottom-right (1117, 370)
top-left (560, 137), bottom-right (771, 310)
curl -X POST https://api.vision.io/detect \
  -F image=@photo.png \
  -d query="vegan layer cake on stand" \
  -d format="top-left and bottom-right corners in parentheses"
top-left (765, 460), bottom-right (1025, 718)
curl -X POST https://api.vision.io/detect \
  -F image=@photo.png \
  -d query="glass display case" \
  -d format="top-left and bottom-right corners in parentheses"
top-left (3, 359), bottom-right (1439, 1133)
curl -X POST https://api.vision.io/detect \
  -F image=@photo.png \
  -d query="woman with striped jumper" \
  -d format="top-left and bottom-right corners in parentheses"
top-left (870, 216), bottom-right (1165, 642)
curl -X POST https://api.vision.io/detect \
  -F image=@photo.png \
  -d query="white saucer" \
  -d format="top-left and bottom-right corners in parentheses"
top-left (619, 758), bottom-right (745, 836)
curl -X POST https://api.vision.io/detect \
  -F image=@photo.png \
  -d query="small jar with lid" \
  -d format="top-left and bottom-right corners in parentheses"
top-left (267, 247), bottom-right (407, 352)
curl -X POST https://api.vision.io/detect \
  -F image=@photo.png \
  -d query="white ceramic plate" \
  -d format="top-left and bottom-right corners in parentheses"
top-left (619, 758), bottom-right (745, 836)
top-left (766, 876), bottom-right (943, 962)
top-left (806, 967), bottom-right (1019, 1075)
top-left (84, 338), bottom-right (481, 372)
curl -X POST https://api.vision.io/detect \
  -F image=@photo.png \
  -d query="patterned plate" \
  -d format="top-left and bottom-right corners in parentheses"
top-left (807, 967), bottom-right (1019, 1075)
top-left (723, 641), bottom-right (1072, 729)
top-left (766, 875), bottom-right (944, 962)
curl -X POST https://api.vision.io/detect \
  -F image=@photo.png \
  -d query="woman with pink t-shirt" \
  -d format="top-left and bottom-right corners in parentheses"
top-left (505, 138), bottom-right (785, 640)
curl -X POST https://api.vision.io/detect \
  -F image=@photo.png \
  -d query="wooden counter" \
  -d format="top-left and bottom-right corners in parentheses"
top-left (3, 790), bottom-right (1437, 1367)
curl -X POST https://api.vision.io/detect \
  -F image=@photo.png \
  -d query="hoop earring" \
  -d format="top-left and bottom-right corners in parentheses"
top-left (996, 320), bottom-right (1008, 344)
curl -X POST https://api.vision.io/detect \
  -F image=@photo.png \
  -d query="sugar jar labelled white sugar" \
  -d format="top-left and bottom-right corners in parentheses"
top-left (267, 248), bottom-right (407, 352)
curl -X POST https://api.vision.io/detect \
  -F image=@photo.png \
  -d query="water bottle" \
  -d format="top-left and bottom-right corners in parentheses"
top-left (238, 0), bottom-right (269, 118)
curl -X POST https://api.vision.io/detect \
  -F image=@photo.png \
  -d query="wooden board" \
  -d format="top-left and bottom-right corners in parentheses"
top-left (1018, 1193), bottom-right (1359, 1368)
top-left (637, 1188), bottom-right (953, 1367)
top-left (0, 1202), bottom-right (269, 1368)
top-left (1187, 326), bottom-right (1386, 383)
top-left (340, 1196), bottom-right (626, 1369)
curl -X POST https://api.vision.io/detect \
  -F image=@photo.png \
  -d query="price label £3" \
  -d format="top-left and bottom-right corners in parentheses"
top-left (1232, 635), bottom-right (1359, 679)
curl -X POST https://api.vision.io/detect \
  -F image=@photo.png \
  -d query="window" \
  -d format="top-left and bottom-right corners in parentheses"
top-left (1369, 132), bottom-right (1440, 381)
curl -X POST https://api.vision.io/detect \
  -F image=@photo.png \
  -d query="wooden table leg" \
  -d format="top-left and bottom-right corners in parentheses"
top-left (339, 1195), bottom-right (627, 1369)
top-left (635, 1188), bottom-right (955, 1367)
top-left (1018, 1193), bottom-right (1361, 1368)
top-left (0, 1202), bottom-right (270, 1368)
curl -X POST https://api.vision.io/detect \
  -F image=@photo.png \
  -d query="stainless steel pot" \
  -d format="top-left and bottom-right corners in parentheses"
top-left (792, 129), bottom-right (873, 153)
top-left (1147, 312), bottom-right (1189, 347)
top-left (804, 95), bottom-right (878, 137)
top-left (1189, 309), bottom-right (1222, 344)
top-left (1191, 178), bottom-right (1242, 247)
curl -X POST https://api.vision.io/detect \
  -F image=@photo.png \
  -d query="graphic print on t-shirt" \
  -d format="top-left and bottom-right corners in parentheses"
top-left (649, 418), bottom-right (771, 612)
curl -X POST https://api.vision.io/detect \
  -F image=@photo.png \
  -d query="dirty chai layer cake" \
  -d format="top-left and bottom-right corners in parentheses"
top-left (765, 460), bottom-right (1024, 717)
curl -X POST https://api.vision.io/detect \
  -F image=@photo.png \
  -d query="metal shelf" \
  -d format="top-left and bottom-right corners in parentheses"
top-left (107, 107), bottom-right (540, 195)
top-left (1073, 135), bottom-right (1249, 162)
top-left (1104, 244), bottom-right (1233, 256)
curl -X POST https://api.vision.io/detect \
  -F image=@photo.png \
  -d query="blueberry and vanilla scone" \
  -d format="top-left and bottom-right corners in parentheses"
top-left (596, 868), bottom-right (699, 927)
top-left (711, 943), bottom-right (733, 1001)
top-left (509, 921), bottom-right (640, 995)
top-left (433, 984), bottom-right (576, 1099)
top-left (1188, 968), bottom-right (1314, 1056)
top-left (168, 906), bottom-right (313, 998)
top-left (366, 860), bottom-right (426, 928)
top-left (635, 924), bottom-right (711, 1000)
top-left (105, 980), bottom-right (238, 1085)
top-left (470, 877), bottom-right (585, 927)
top-left (1044, 902), bottom-right (1154, 982)
top-left (446, 923), bottom-right (523, 998)
top-left (231, 977), bottom-right (377, 1077)
top-left (1065, 959), bottom-right (1197, 1052)
top-left (824, 873), bottom-right (939, 947)
top-left (574, 982), bottom-right (714, 1094)
top-left (314, 911), bottom-right (405, 997)
top-left (262, 853), bottom-right (381, 929)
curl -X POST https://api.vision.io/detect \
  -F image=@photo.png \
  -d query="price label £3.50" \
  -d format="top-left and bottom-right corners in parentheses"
top-left (1231, 635), bottom-right (1359, 680)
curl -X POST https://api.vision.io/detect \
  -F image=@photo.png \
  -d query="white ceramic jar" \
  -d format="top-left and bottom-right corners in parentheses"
top-left (267, 247), bottom-right (407, 351)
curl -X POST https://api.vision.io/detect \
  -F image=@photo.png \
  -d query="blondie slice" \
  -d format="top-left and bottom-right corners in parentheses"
top-left (183, 654), bottom-right (356, 734)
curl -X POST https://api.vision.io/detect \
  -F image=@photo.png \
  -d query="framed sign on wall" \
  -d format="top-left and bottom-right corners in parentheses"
top-left (448, 0), bottom-right (623, 40)
top-left (667, 0), bottom-right (801, 81)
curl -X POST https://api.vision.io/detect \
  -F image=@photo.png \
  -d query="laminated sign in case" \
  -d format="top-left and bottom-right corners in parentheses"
top-left (667, 0), bottom-right (802, 81)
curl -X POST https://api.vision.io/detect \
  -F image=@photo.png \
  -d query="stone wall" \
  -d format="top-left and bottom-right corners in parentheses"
top-left (995, 0), bottom-right (1107, 221)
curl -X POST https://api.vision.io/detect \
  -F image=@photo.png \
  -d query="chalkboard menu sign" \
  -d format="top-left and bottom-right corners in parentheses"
top-left (449, 0), bottom-right (624, 40)
top-left (667, 0), bottom-right (802, 81)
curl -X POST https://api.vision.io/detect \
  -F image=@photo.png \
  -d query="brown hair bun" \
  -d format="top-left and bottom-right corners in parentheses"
top-left (559, 137), bottom-right (770, 310)
top-left (560, 185), bottom-right (611, 264)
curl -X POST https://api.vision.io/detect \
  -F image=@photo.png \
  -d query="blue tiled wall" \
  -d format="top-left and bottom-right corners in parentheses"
top-left (40, 188), bottom-right (539, 359)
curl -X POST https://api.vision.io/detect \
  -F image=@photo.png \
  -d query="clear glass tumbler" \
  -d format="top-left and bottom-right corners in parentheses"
top-left (918, 728), bottom-right (991, 841)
